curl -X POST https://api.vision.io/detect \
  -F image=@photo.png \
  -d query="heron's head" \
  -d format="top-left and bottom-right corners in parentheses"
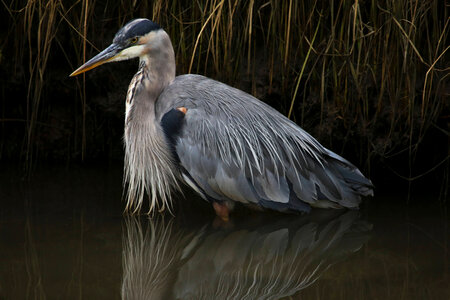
top-left (70, 18), bottom-right (162, 76)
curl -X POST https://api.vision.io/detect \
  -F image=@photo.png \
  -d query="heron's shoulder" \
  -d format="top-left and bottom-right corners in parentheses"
top-left (158, 74), bottom-right (256, 113)
top-left (173, 73), bottom-right (208, 82)
top-left (172, 74), bottom-right (222, 86)
top-left (168, 74), bottom-right (252, 99)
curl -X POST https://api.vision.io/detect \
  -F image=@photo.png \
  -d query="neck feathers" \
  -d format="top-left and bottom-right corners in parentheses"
top-left (124, 121), bottom-right (180, 214)
top-left (123, 29), bottom-right (180, 214)
top-left (125, 29), bottom-right (176, 118)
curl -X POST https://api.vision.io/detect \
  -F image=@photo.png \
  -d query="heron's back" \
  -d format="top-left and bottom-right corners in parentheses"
top-left (157, 74), bottom-right (373, 212)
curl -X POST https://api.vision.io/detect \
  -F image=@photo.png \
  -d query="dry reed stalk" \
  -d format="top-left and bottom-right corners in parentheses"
top-left (24, 0), bottom-right (59, 170)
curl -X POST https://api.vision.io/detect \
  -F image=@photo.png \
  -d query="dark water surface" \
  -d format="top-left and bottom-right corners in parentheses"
top-left (0, 165), bottom-right (448, 299)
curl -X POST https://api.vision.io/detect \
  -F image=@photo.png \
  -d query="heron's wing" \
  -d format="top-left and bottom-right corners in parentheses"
top-left (157, 75), bottom-right (373, 212)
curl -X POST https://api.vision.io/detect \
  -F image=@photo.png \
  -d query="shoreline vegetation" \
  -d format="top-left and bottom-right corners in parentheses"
top-left (0, 0), bottom-right (448, 196)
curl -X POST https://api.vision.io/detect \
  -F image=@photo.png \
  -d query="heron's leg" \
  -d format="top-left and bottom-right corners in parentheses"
top-left (212, 202), bottom-right (230, 222)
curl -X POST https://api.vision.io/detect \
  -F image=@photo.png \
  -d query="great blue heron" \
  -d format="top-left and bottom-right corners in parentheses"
top-left (71, 19), bottom-right (373, 220)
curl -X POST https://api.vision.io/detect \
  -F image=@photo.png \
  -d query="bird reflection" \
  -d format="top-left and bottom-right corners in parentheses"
top-left (121, 211), bottom-right (371, 299)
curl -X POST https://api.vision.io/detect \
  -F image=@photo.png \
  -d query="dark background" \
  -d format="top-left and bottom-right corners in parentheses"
top-left (0, 3), bottom-right (448, 298)
top-left (0, 0), bottom-right (448, 202)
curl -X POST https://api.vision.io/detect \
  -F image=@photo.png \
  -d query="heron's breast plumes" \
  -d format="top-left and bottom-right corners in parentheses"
top-left (123, 118), bottom-right (181, 214)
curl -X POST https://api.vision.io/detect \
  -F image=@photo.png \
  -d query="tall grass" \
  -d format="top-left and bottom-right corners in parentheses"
top-left (0, 0), bottom-right (448, 187)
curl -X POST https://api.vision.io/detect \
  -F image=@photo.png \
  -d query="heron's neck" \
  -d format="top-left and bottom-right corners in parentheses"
top-left (140, 33), bottom-right (176, 101)
top-left (123, 30), bottom-right (179, 213)
top-left (125, 30), bottom-right (175, 124)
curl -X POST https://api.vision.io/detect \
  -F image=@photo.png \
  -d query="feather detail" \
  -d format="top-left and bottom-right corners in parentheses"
top-left (124, 119), bottom-right (181, 214)
top-left (123, 30), bottom-right (180, 214)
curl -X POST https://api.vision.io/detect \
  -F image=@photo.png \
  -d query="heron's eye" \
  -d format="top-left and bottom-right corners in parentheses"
top-left (130, 37), bottom-right (139, 44)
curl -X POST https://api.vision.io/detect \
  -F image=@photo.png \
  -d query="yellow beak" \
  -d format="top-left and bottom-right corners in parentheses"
top-left (70, 43), bottom-right (121, 77)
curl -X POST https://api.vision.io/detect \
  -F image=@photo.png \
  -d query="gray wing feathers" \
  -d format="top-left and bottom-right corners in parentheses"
top-left (157, 74), bottom-right (373, 211)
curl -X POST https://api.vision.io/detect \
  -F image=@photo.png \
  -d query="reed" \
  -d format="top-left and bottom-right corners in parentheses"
top-left (0, 0), bottom-right (448, 186)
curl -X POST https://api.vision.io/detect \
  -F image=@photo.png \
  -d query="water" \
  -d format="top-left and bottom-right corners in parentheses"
top-left (0, 165), bottom-right (448, 299)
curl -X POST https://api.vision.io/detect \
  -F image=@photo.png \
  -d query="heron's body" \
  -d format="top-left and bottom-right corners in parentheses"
top-left (71, 19), bottom-right (373, 217)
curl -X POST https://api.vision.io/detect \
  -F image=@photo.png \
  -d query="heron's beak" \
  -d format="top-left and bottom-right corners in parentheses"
top-left (70, 43), bottom-right (122, 77)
